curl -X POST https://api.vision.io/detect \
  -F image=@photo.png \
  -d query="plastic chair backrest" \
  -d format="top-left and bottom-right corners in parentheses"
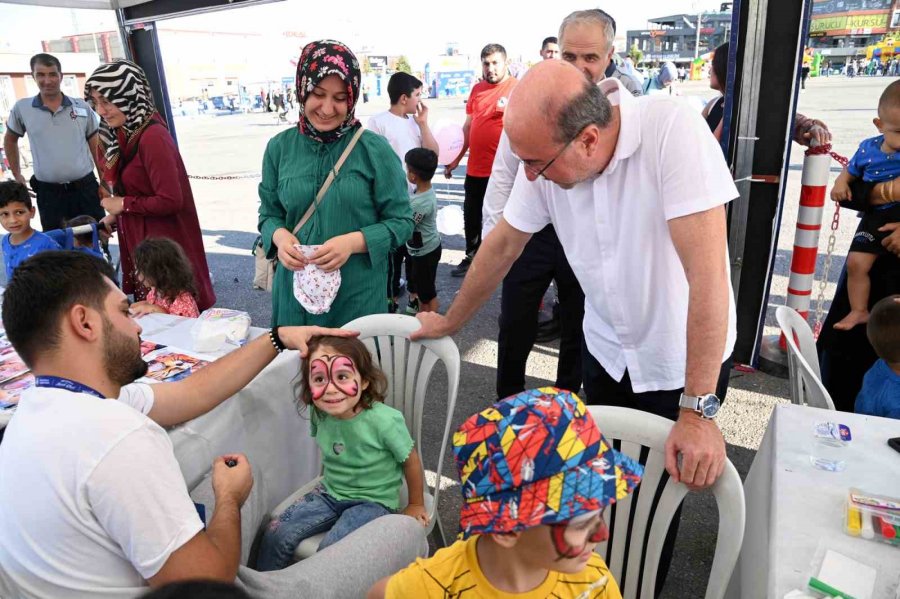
top-left (341, 314), bottom-right (460, 538)
top-left (589, 405), bottom-right (745, 599)
top-left (775, 306), bottom-right (835, 410)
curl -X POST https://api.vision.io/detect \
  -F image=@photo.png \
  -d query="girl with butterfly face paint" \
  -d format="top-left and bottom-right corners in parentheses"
top-left (308, 353), bottom-right (365, 419)
top-left (256, 336), bottom-right (429, 571)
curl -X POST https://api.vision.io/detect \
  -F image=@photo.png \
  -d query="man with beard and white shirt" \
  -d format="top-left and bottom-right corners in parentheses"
top-left (0, 251), bottom-right (423, 598)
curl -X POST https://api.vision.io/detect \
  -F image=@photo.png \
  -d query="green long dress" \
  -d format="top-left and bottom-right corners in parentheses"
top-left (258, 126), bottom-right (414, 327)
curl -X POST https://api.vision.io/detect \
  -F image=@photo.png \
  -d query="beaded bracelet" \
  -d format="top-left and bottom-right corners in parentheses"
top-left (269, 327), bottom-right (287, 353)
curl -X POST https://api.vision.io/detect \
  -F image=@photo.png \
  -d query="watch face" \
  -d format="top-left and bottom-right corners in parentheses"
top-left (699, 395), bottom-right (721, 418)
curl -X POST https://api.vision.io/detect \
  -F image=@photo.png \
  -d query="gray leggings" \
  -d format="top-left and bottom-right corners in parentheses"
top-left (191, 474), bottom-right (427, 599)
top-left (237, 515), bottom-right (428, 598)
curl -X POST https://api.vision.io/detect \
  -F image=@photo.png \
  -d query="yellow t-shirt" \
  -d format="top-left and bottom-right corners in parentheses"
top-left (385, 536), bottom-right (622, 599)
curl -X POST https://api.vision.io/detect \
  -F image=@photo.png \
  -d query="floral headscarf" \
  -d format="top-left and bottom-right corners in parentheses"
top-left (296, 40), bottom-right (361, 143)
top-left (84, 60), bottom-right (159, 172)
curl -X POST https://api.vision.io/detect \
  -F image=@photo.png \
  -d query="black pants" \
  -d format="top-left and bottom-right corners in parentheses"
top-left (497, 225), bottom-right (584, 398)
top-left (818, 252), bottom-right (900, 411)
top-left (582, 347), bottom-right (732, 594)
top-left (387, 245), bottom-right (413, 298)
top-left (818, 179), bottom-right (900, 411)
top-left (408, 245), bottom-right (442, 303)
top-left (30, 173), bottom-right (104, 232)
top-left (463, 175), bottom-right (489, 258)
top-left (582, 347), bottom-right (732, 419)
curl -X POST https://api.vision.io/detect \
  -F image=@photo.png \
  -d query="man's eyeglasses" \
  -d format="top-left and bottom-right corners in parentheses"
top-left (518, 126), bottom-right (585, 179)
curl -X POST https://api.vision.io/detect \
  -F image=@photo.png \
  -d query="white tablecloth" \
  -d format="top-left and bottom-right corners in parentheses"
top-left (727, 404), bottom-right (900, 599)
top-left (139, 314), bottom-right (320, 514)
top-left (1, 312), bottom-right (320, 515)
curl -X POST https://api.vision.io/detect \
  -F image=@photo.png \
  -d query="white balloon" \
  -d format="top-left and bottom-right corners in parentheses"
top-left (436, 205), bottom-right (465, 236)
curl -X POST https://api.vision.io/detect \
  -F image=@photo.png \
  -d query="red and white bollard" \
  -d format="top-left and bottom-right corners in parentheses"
top-left (760, 141), bottom-right (847, 375)
top-left (760, 143), bottom-right (832, 372)
top-left (782, 147), bottom-right (832, 346)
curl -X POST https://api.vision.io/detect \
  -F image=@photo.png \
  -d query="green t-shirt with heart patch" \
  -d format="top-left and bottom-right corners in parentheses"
top-left (310, 401), bottom-right (414, 510)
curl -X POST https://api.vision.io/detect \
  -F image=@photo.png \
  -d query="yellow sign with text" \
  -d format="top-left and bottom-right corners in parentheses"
top-left (811, 15), bottom-right (847, 33)
top-left (847, 13), bottom-right (888, 29)
top-left (811, 12), bottom-right (888, 34)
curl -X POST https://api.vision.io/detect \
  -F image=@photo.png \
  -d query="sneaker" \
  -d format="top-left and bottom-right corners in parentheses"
top-left (388, 299), bottom-right (399, 314)
top-left (405, 298), bottom-right (420, 315)
top-left (451, 258), bottom-right (472, 278)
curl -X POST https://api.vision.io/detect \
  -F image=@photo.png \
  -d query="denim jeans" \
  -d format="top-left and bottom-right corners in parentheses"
top-left (256, 485), bottom-right (392, 571)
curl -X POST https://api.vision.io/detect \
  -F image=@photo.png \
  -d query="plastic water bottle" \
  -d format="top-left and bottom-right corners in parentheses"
top-left (810, 422), bottom-right (851, 472)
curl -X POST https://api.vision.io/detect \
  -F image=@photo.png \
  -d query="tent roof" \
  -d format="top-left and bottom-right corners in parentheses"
top-left (3, 0), bottom-right (149, 9)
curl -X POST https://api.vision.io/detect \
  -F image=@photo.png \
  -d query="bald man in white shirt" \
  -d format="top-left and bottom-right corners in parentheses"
top-left (415, 60), bottom-right (737, 493)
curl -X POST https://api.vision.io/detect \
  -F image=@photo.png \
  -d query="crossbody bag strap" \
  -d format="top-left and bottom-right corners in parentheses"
top-left (291, 127), bottom-right (366, 235)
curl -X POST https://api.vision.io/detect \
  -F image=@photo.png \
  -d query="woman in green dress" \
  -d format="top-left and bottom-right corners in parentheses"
top-left (258, 40), bottom-right (413, 326)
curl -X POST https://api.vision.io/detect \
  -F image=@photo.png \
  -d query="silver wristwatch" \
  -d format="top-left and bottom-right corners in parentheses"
top-left (679, 393), bottom-right (721, 419)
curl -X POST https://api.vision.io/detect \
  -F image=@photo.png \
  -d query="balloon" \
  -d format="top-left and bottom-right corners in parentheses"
top-left (436, 205), bottom-right (465, 236)
top-left (435, 125), bottom-right (464, 165)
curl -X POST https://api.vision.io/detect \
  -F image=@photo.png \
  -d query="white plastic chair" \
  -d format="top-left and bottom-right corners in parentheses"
top-left (774, 306), bottom-right (836, 410)
top-left (589, 405), bottom-right (745, 599)
top-left (266, 313), bottom-right (459, 561)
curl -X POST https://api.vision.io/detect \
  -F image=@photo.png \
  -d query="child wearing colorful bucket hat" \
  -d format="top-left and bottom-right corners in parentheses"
top-left (369, 388), bottom-right (643, 599)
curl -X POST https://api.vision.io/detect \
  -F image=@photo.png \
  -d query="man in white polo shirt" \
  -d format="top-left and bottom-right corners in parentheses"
top-left (414, 59), bottom-right (737, 492)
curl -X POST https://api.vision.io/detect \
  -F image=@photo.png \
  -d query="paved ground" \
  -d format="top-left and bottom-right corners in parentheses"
top-left (8, 73), bottom-right (892, 594)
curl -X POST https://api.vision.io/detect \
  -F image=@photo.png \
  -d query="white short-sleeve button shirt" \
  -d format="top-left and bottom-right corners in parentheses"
top-left (503, 78), bottom-right (738, 393)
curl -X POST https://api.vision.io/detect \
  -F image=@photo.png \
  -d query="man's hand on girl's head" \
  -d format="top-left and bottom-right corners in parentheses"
top-left (277, 326), bottom-right (358, 358)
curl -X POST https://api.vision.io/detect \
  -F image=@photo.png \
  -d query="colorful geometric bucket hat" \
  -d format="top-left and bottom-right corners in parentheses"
top-left (452, 388), bottom-right (643, 538)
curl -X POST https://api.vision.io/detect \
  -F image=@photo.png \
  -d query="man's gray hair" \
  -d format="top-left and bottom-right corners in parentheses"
top-left (558, 9), bottom-right (615, 53)
top-left (554, 78), bottom-right (613, 144)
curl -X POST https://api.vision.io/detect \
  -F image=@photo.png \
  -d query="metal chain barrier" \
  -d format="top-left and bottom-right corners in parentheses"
top-left (805, 143), bottom-right (850, 337)
top-left (188, 173), bottom-right (261, 181)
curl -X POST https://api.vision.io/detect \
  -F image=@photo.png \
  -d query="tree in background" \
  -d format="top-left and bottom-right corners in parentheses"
top-left (395, 55), bottom-right (412, 74)
top-left (628, 44), bottom-right (644, 66)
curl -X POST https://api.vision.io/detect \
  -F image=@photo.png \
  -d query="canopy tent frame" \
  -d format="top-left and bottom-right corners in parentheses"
top-left (7, 0), bottom-right (816, 368)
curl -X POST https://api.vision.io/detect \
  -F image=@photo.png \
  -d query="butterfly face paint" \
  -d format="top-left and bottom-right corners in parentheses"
top-left (308, 354), bottom-right (360, 401)
top-left (549, 511), bottom-right (609, 561)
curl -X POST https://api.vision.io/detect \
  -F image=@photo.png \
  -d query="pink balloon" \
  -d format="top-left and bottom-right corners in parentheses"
top-left (435, 125), bottom-right (464, 165)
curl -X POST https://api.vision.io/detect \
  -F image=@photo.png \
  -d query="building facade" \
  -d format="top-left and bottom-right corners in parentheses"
top-left (626, 6), bottom-right (733, 65)
top-left (807, 0), bottom-right (899, 65)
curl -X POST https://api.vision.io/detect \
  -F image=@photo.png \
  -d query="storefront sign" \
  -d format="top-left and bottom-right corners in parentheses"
top-left (812, 0), bottom-right (891, 15)
top-left (810, 12), bottom-right (888, 35)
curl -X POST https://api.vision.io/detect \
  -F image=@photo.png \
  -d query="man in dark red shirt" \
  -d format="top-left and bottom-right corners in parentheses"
top-left (444, 44), bottom-right (516, 277)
